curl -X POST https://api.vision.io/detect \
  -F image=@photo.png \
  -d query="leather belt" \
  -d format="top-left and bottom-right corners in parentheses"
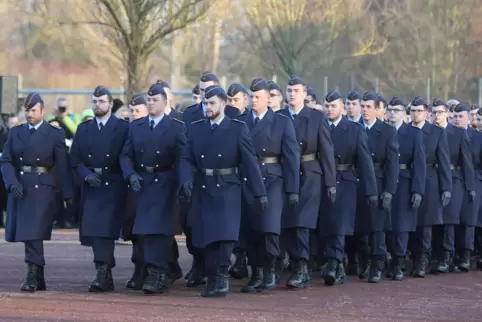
top-left (399, 164), bottom-right (411, 170)
top-left (301, 153), bottom-right (317, 162)
top-left (89, 166), bottom-right (121, 175)
top-left (373, 163), bottom-right (384, 169)
top-left (427, 164), bottom-right (437, 168)
top-left (138, 165), bottom-right (174, 174)
top-left (336, 164), bottom-right (354, 171)
top-left (20, 166), bottom-right (50, 173)
top-left (450, 164), bottom-right (462, 170)
top-left (202, 167), bottom-right (238, 176)
top-left (261, 156), bottom-right (280, 164)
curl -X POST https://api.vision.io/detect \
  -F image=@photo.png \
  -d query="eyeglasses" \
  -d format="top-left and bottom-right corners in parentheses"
top-left (387, 108), bottom-right (405, 113)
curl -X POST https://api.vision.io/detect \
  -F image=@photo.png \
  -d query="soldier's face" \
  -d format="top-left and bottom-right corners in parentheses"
top-left (130, 104), bottom-right (148, 121)
top-left (268, 90), bottom-right (282, 108)
top-left (452, 111), bottom-right (469, 128)
top-left (199, 81), bottom-right (216, 100)
top-left (286, 85), bottom-right (306, 107)
top-left (376, 102), bottom-right (387, 119)
top-left (387, 104), bottom-right (406, 124)
top-left (410, 105), bottom-right (426, 124)
top-left (324, 99), bottom-right (343, 121)
top-left (147, 94), bottom-right (166, 116)
top-left (91, 94), bottom-right (112, 117)
top-left (227, 92), bottom-right (245, 110)
top-left (192, 93), bottom-right (201, 104)
top-left (361, 100), bottom-right (377, 123)
top-left (477, 114), bottom-right (482, 130)
top-left (304, 95), bottom-right (316, 108)
top-left (251, 90), bottom-right (269, 112)
top-left (26, 103), bottom-right (44, 125)
top-left (431, 106), bottom-right (448, 126)
top-left (205, 96), bottom-right (225, 120)
top-left (345, 99), bottom-right (361, 118)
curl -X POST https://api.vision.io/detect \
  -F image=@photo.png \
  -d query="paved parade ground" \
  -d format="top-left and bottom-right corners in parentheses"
top-left (0, 230), bottom-right (480, 321)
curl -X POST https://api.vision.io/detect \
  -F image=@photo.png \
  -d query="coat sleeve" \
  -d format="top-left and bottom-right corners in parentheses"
top-left (436, 129), bottom-right (453, 193)
top-left (384, 126), bottom-right (400, 195)
top-left (355, 127), bottom-right (378, 197)
top-left (411, 128), bottom-right (426, 195)
top-left (69, 125), bottom-right (93, 182)
top-left (317, 116), bottom-right (336, 187)
top-left (54, 129), bottom-right (73, 199)
top-left (174, 123), bottom-right (187, 189)
top-left (238, 123), bottom-right (267, 197)
top-left (119, 127), bottom-right (136, 180)
top-left (0, 129), bottom-right (19, 189)
top-left (461, 130), bottom-right (475, 191)
top-left (281, 120), bottom-right (300, 194)
top-left (179, 126), bottom-right (197, 186)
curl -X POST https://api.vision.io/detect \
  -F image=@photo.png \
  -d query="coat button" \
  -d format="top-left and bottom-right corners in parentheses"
top-left (141, 149), bottom-right (144, 153)
top-left (357, 179), bottom-right (360, 182)
top-left (218, 154), bottom-right (222, 157)
top-left (263, 177), bottom-right (266, 180)
top-left (201, 155), bottom-right (204, 158)
top-left (20, 172), bottom-right (23, 175)
top-left (262, 163), bottom-right (265, 166)
top-left (38, 173), bottom-right (41, 176)
top-left (262, 148), bottom-right (266, 152)
top-left (104, 167), bottom-right (108, 170)
top-left (216, 184), bottom-right (220, 187)
top-left (155, 179), bottom-right (158, 182)
top-left (156, 164), bottom-right (159, 167)
top-left (300, 172), bottom-right (303, 175)
top-left (106, 154), bottom-right (110, 157)
top-left (34, 185), bottom-right (38, 188)
top-left (88, 154), bottom-right (92, 158)
top-left (336, 181), bottom-right (339, 184)
top-left (36, 158), bottom-right (40, 161)
top-left (244, 178), bottom-right (247, 181)
top-left (105, 182), bottom-right (109, 186)
top-left (299, 142), bottom-right (303, 145)
top-left (141, 164), bottom-right (144, 167)
top-left (20, 157), bottom-right (23, 161)
top-left (156, 151), bottom-right (160, 154)
top-left (202, 185), bottom-right (206, 188)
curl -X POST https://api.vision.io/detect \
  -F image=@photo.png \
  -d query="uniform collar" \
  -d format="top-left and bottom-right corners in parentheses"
top-left (210, 115), bottom-right (225, 126)
top-left (148, 114), bottom-right (164, 127)
top-left (362, 118), bottom-right (377, 129)
top-left (28, 120), bottom-right (43, 130)
top-left (328, 116), bottom-right (343, 127)
top-left (253, 108), bottom-right (268, 121)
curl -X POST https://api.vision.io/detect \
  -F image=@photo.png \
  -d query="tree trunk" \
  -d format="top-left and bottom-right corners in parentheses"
top-left (126, 51), bottom-right (141, 95)
top-left (211, 18), bottom-right (222, 74)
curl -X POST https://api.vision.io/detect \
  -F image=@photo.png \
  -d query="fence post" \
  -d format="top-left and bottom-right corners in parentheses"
top-left (478, 77), bottom-right (482, 106)
top-left (272, 75), bottom-right (277, 83)
top-left (426, 78), bottom-right (431, 103)
top-left (323, 76), bottom-right (328, 98)
top-left (375, 77), bottom-right (379, 93)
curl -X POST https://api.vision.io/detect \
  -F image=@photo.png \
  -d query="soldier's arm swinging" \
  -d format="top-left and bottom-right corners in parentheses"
top-left (0, 129), bottom-right (20, 190)
top-left (355, 128), bottom-right (377, 197)
top-left (317, 118), bottom-right (337, 188)
top-left (460, 131), bottom-right (475, 194)
top-left (280, 120), bottom-right (300, 195)
top-left (436, 129), bottom-right (453, 194)
top-left (69, 126), bottom-right (95, 182)
top-left (179, 127), bottom-right (197, 188)
top-left (53, 129), bottom-right (73, 200)
top-left (119, 128), bottom-right (137, 181)
top-left (384, 127), bottom-right (400, 195)
top-left (411, 128), bottom-right (427, 196)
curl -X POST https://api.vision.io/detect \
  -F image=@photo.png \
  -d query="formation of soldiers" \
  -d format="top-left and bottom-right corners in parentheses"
top-left (2, 71), bottom-right (482, 299)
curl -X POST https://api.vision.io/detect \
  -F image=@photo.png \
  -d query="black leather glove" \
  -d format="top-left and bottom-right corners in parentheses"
top-left (327, 186), bottom-right (336, 204)
top-left (367, 195), bottom-right (378, 210)
top-left (380, 192), bottom-right (392, 210)
top-left (128, 173), bottom-right (143, 192)
top-left (181, 182), bottom-right (193, 198)
top-left (469, 190), bottom-right (476, 203)
top-left (9, 183), bottom-right (23, 199)
top-left (287, 193), bottom-right (299, 210)
top-left (411, 193), bottom-right (422, 209)
top-left (258, 196), bottom-right (268, 211)
top-left (441, 191), bottom-right (451, 207)
top-left (85, 173), bottom-right (101, 188)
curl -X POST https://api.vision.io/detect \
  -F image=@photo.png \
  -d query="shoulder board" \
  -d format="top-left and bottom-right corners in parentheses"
top-left (232, 119), bottom-right (245, 124)
top-left (276, 113), bottom-right (290, 119)
top-left (119, 118), bottom-right (129, 123)
top-left (351, 121), bottom-right (363, 127)
top-left (185, 104), bottom-right (198, 110)
top-left (191, 119), bottom-right (204, 124)
top-left (48, 123), bottom-right (62, 130)
top-left (13, 123), bottom-right (24, 129)
top-left (172, 118), bottom-right (185, 124)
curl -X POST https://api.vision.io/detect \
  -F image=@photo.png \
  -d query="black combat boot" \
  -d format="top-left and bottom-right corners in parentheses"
top-left (274, 258), bottom-right (285, 284)
top-left (345, 252), bottom-right (359, 276)
top-left (240, 267), bottom-right (263, 293)
top-left (261, 256), bottom-right (276, 290)
top-left (20, 262), bottom-right (39, 292)
top-left (457, 249), bottom-right (471, 272)
top-left (334, 261), bottom-right (347, 285)
top-left (168, 260), bottom-right (183, 285)
top-left (412, 253), bottom-right (428, 278)
top-left (368, 258), bottom-right (383, 283)
top-left (357, 252), bottom-right (370, 279)
top-left (186, 260), bottom-right (206, 287)
top-left (229, 251), bottom-right (248, 279)
top-left (391, 257), bottom-right (404, 281)
top-left (37, 265), bottom-right (47, 291)
top-left (201, 267), bottom-right (229, 297)
top-left (200, 275), bottom-right (216, 297)
top-left (323, 259), bottom-right (338, 286)
top-left (126, 263), bottom-right (146, 290)
top-left (435, 251), bottom-right (451, 273)
top-left (88, 263), bottom-right (113, 292)
top-left (286, 260), bottom-right (309, 288)
top-left (142, 266), bottom-right (169, 294)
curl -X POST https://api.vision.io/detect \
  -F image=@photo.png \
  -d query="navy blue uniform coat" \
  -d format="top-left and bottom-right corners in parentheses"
top-left (278, 106), bottom-right (337, 229)
top-left (183, 103), bottom-right (204, 125)
top-left (120, 115), bottom-right (186, 236)
top-left (443, 123), bottom-right (474, 225)
top-left (1, 122), bottom-right (73, 242)
top-left (356, 119), bottom-right (399, 233)
top-left (179, 117), bottom-right (267, 248)
top-left (391, 123), bottom-right (426, 232)
top-left (70, 116), bottom-right (129, 239)
top-left (320, 117), bottom-right (377, 236)
top-left (237, 109), bottom-right (300, 235)
top-left (462, 127), bottom-right (482, 226)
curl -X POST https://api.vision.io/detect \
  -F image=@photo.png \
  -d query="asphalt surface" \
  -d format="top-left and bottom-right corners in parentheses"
top-left (0, 229), bottom-right (480, 321)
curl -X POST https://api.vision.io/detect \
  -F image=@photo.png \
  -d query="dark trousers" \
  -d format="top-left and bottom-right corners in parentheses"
top-left (246, 232), bottom-right (280, 267)
top-left (391, 232), bottom-right (409, 257)
top-left (356, 231), bottom-right (387, 259)
top-left (455, 225), bottom-right (475, 251)
top-left (204, 241), bottom-right (235, 276)
top-left (282, 227), bottom-right (310, 261)
top-left (92, 237), bottom-right (115, 267)
top-left (310, 229), bottom-right (324, 258)
top-left (144, 235), bottom-right (169, 269)
top-left (24, 240), bottom-right (45, 266)
top-left (185, 226), bottom-right (204, 265)
top-left (433, 224), bottom-right (455, 253)
top-left (167, 237), bottom-right (180, 264)
top-left (409, 226), bottom-right (432, 257)
top-left (131, 235), bottom-right (144, 264)
top-left (324, 235), bottom-right (344, 262)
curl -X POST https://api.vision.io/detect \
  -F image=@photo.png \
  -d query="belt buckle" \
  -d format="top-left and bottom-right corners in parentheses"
top-left (93, 168), bottom-right (102, 175)
top-left (23, 166), bottom-right (31, 172)
top-left (145, 166), bottom-right (154, 173)
top-left (205, 169), bottom-right (214, 176)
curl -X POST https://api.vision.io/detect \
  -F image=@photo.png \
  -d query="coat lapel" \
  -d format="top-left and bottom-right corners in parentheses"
top-left (250, 109), bottom-right (274, 139)
top-left (154, 115), bottom-right (171, 137)
top-left (17, 124), bottom-right (31, 145)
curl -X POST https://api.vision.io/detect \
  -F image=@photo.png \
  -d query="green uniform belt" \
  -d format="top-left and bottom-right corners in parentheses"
top-left (301, 153), bottom-right (317, 162)
top-left (261, 156), bottom-right (280, 164)
top-left (335, 164), bottom-right (354, 171)
top-left (20, 166), bottom-right (50, 173)
top-left (202, 167), bottom-right (238, 176)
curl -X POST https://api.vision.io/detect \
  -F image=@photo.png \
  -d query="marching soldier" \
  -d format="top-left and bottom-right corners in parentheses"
top-left (156, 79), bottom-right (184, 121)
top-left (451, 104), bottom-right (481, 271)
top-left (120, 84), bottom-right (186, 294)
top-left (321, 90), bottom-right (377, 286)
top-left (305, 87), bottom-right (317, 108)
top-left (268, 81), bottom-right (284, 112)
top-left (385, 97), bottom-right (426, 280)
top-left (345, 90), bottom-right (362, 122)
top-left (376, 94), bottom-right (388, 122)
top-left (183, 72), bottom-right (219, 125)
top-left (235, 78), bottom-right (300, 293)
top-left (192, 84), bottom-right (202, 104)
top-left (0, 92), bottom-right (73, 292)
top-left (277, 75), bottom-right (337, 288)
top-left (70, 85), bottom-right (130, 292)
top-left (226, 83), bottom-right (249, 118)
top-left (355, 92), bottom-right (399, 283)
top-left (470, 104), bottom-right (479, 129)
top-left (430, 99), bottom-right (474, 273)
top-left (179, 85), bottom-right (267, 297)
